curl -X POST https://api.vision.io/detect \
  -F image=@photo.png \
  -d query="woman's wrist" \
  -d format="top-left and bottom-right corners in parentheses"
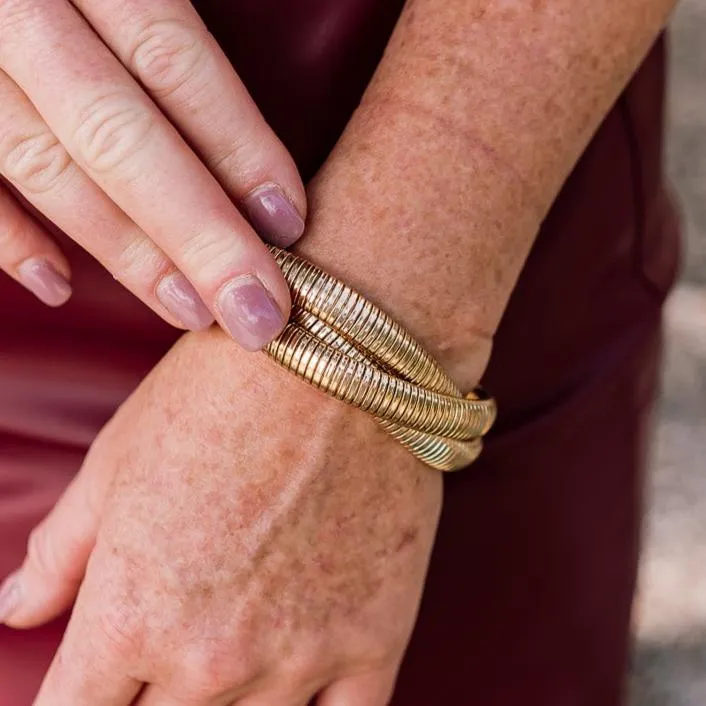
top-left (283, 0), bottom-right (675, 395)
top-left (290, 158), bottom-right (506, 392)
top-left (292, 230), bottom-right (494, 391)
top-left (186, 326), bottom-right (446, 481)
top-left (286, 69), bottom-right (539, 390)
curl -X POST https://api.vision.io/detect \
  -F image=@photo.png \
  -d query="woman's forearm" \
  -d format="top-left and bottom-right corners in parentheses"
top-left (294, 0), bottom-right (676, 389)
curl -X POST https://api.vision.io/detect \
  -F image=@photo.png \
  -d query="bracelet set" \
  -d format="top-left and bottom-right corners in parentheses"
top-left (264, 247), bottom-right (497, 472)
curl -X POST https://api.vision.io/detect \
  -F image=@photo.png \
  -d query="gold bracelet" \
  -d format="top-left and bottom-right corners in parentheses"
top-left (264, 247), bottom-right (497, 471)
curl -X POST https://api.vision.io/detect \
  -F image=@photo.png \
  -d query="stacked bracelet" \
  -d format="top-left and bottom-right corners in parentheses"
top-left (264, 247), bottom-right (497, 472)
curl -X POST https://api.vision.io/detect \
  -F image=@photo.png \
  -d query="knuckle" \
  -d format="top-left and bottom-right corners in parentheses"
top-left (366, 649), bottom-right (397, 672)
top-left (177, 228), bottom-right (241, 279)
top-left (362, 640), bottom-right (401, 670)
top-left (73, 92), bottom-right (154, 174)
top-left (179, 644), bottom-right (247, 700)
top-left (206, 130), bottom-right (273, 182)
top-left (277, 658), bottom-right (322, 691)
top-left (112, 233), bottom-right (168, 288)
top-left (93, 603), bottom-right (144, 658)
top-left (0, 129), bottom-right (72, 194)
top-left (130, 19), bottom-right (207, 98)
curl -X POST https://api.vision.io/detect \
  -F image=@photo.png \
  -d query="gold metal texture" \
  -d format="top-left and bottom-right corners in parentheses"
top-left (264, 247), bottom-right (497, 471)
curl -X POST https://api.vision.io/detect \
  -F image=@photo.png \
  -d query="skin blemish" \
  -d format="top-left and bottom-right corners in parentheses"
top-left (396, 527), bottom-right (419, 553)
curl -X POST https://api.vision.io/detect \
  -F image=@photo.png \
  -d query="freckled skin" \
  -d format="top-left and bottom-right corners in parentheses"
top-left (297, 0), bottom-right (676, 391)
top-left (78, 328), bottom-right (443, 690)
top-left (27, 1), bottom-right (677, 702)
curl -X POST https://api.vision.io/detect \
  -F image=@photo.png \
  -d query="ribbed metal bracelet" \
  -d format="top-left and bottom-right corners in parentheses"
top-left (264, 247), bottom-right (496, 471)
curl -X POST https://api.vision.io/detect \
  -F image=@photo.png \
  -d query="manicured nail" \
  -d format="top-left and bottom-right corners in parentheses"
top-left (156, 272), bottom-right (214, 331)
top-left (242, 184), bottom-right (305, 248)
top-left (0, 572), bottom-right (21, 624)
top-left (17, 258), bottom-right (71, 307)
top-left (217, 275), bottom-right (285, 351)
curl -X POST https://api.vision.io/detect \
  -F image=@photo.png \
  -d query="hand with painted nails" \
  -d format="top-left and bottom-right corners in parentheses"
top-left (0, 0), bottom-right (306, 349)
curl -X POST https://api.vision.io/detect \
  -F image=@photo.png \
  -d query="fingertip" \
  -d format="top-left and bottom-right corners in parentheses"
top-left (0, 560), bottom-right (82, 630)
top-left (216, 272), bottom-right (289, 352)
top-left (16, 257), bottom-right (72, 307)
top-left (241, 183), bottom-right (306, 248)
top-left (0, 571), bottom-right (22, 627)
top-left (155, 271), bottom-right (215, 332)
top-left (0, 572), bottom-right (55, 631)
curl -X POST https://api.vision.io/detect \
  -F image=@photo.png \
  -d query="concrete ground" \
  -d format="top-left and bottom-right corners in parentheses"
top-left (629, 1), bottom-right (706, 703)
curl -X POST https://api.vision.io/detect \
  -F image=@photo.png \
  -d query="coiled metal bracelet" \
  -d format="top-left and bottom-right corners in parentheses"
top-left (264, 247), bottom-right (497, 471)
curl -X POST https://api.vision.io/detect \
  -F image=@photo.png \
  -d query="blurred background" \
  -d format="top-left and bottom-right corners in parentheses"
top-left (629, 0), bottom-right (706, 703)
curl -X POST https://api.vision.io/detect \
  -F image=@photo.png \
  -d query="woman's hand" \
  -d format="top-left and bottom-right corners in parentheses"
top-left (0, 0), bottom-right (305, 350)
top-left (0, 329), bottom-right (443, 705)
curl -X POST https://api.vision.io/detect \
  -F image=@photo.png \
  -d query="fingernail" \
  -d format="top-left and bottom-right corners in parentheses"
top-left (156, 272), bottom-right (214, 331)
top-left (241, 184), bottom-right (305, 248)
top-left (0, 572), bottom-right (22, 624)
top-left (217, 275), bottom-right (285, 351)
top-left (17, 258), bottom-right (72, 307)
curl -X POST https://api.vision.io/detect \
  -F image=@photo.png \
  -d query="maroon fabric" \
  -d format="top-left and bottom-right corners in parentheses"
top-left (0, 2), bottom-right (680, 704)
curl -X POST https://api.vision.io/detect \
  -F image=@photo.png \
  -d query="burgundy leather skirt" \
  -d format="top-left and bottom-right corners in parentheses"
top-left (0, 2), bottom-right (681, 704)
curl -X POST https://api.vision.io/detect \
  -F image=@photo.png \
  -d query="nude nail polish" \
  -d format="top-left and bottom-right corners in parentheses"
top-left (242, 184), bottom-right (305, 248)
top-left (17, 259), bottom-right (71, 307)
top-left (156, 272), bottom-right (214, 331)
top-left (217, 275), bottom-right (285, 351)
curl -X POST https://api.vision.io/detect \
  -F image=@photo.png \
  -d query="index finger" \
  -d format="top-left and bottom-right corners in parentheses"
top-left (0, 1), bottom-right (290, 350)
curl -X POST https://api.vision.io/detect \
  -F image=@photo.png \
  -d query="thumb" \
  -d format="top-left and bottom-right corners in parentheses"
top-left (0, 447), bottom-right (111, 629)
